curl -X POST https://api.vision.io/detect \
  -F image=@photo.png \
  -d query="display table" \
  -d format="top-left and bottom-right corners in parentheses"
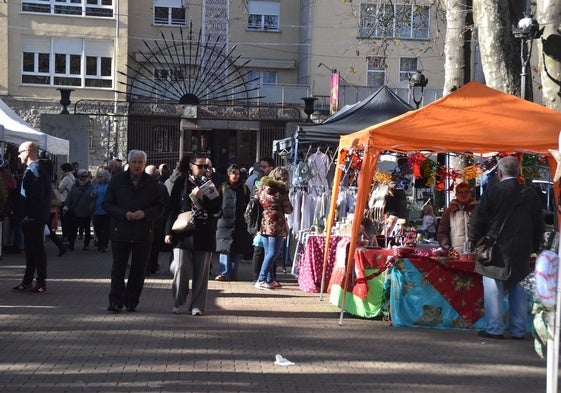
top-left (296, 234), bottom-right (350, 293)
top-left (329, 247), bottom-right (488, 328)
top-left (389, 253), bottom-right (486, 330)
top-left (328, 247), bottom-right (390, 318)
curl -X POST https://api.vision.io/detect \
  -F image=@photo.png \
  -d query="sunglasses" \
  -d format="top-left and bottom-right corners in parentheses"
top-left (192, 164), bottom-right (209, 169)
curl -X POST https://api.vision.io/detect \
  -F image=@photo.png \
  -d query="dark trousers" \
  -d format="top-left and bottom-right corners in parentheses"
top-left (22, 219), bottom-right (47, 285)
top-left (68, 216), bottom-right (91, 249)
top-left (252, 245), bottom-right (264, 281)
top-left (93, 214), bottom-right (110, 250)
top-left (108, 241), bottom-right (151, 308)
top-left (47, 212), bottom-right (64, 251)
top-left (147, 218), bottom-right (165, 274)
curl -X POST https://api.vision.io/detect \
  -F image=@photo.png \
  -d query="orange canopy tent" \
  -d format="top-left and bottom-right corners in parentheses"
top-left (325, 81), bottom-right (561, 324)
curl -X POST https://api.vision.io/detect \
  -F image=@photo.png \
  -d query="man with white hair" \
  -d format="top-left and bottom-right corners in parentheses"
top-left (103, 150), bottom-right (165, 312)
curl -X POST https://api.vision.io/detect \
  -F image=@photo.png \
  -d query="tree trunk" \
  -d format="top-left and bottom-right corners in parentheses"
top-left (443, 0), bottom-right (468, 95)
top-left (537, 0), bottom-right (561, 111)
top-left (472, 0), bottom-right (519, 94)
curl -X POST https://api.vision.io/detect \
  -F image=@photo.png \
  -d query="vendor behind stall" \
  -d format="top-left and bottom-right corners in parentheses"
top-left (437, 182), bottom-right (477, 252)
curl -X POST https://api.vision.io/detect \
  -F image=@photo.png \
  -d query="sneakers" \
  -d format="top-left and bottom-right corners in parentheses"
top-left (29, 283), bottom-right (47, 294)
top-left (191, 307), bottom-right (202, 316)
top-left (254, 281), bottom-right (274, 290)
top-left (214, 274), bottom-right (230, 281)
top-left (172, 306), bottom-right (182, 314)
top-left (271, 280), bottom-right (282, 288)
top-left (13, 283), bottom-right (32, 292)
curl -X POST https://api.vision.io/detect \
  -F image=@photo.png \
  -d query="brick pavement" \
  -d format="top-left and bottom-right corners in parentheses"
top-left (0, 239), bottom-right (552, 393)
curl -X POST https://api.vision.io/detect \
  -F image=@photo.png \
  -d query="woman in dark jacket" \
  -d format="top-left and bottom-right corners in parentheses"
top-left (164, 154), bottom-right (220, 315)
top-left (254, 166), bottom-right (293, 290)
top-left (215, 164), bottom-right (251, 281)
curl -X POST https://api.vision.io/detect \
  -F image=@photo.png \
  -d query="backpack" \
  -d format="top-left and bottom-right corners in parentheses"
top-left (244, 193), bottom-right (263, 235)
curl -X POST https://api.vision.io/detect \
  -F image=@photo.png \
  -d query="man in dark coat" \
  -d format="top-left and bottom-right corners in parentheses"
top-left (469, 155), bottom-right (544, 339)
top-left (103, 150), bottom-right (164, 313)
top-left (13, 141), bottom-right (51, 294)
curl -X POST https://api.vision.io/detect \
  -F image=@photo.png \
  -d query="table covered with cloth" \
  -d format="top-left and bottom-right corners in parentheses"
top-left (328, 247), bottom-right (391, 318)
top-left (329, 247), bottom-right (487, 328)
top-left (295, 234), bottom-right (350, 293)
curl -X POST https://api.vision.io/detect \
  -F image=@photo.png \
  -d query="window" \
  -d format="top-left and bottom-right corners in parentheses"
top-left (247, 1), bottom-right (279, 31)
top-left (22, 37), bottom-right (113, 88)
top-left (154, 0), bottom-right (186, 26)
top-left (366, 56), bottom-right (386, 89)
top-left (246, 70), bottom-right (277, 85)
top-left (359, 2), bottom-right (429, 39)
top-left (399, 57), bottom-right (418, 84)
top-left (22, 0), bottom-right (114, 17)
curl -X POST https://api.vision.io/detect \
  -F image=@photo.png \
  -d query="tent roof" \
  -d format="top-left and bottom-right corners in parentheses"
top-left (296, 85), bottom-right (413, 144)
top-left (339, 81), bottom-right (561, 155)
top-left (0, 99), bottom-right (69, 155)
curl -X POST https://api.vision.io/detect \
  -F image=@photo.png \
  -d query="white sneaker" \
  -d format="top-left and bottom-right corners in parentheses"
top-left (191, 307), bottom-right (202, 316)
top-left (255, 281), bottom-right (274, 290)
top-left (172, 306), bottom-right (182, 314)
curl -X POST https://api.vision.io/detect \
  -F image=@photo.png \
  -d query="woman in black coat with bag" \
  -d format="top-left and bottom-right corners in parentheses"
top-left (215, 164), bottom-right (252, 281)
top-left (164, 154), bottom-right (220, 316)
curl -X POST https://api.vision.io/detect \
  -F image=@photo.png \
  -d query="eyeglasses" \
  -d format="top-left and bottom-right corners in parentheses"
top-left (192, 164), bottom-right (209, 169)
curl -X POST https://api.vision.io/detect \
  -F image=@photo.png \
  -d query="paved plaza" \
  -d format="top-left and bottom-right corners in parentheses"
top-left (0, 239), bottom-right (554, 393)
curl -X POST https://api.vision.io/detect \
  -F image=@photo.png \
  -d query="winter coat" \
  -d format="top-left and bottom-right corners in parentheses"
top-left (66, 180), bottom-right (94, 218)
top-left (437, 198), bottom-right (477, 251)
top-left (215, 181), bottom-right (252, 254)
top-left (58, 172), bottom-right (75, 202)
top-left (102, 170), bottom-right (165, 244)
top-left (92, 182), bottom-right (109, 215)
top-left (165, 175), bottom-right (220, 251)
top-left (20, 160), bottom-right (51, 224)
top-left (257, 176), bottom-right (293, 237)
top-left (469, 178), bottom-right (544, 284)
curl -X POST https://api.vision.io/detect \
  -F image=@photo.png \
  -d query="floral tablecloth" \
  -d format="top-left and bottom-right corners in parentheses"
top-left (296, 235), bottom-right (350, 293)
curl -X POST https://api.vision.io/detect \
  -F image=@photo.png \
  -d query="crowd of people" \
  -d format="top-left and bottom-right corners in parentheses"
top-left (10, 141), bottom-right (546, 341)
top-left (10, 141), bottom-right (292, 317)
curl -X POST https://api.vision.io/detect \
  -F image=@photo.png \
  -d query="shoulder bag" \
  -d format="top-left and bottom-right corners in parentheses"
top-left (474, 203), bottom-right (516, 265)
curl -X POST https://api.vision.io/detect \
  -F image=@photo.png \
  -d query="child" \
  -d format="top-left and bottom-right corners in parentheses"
top-left (419, 204), bottom-right (437, 240)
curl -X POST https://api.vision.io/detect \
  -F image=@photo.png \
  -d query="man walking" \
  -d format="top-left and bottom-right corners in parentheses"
top-left (103, 150), bottom-right (164, 313)
top-left (13, 141), bottom-right (51, 294)
top-left (469, 155), bottom-right (544, 339)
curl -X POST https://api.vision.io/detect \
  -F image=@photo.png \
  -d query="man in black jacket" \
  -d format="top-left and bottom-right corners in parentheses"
top-left (469, 155), bottom-right (544, 339)
top-left (13, 141), bottom-right (51, 294)
top-left (103, 150), bottom-right (165, 313)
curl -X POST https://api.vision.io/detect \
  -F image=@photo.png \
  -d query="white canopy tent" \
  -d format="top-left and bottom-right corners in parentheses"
top-left (0, 99), bottom-right (69, 155)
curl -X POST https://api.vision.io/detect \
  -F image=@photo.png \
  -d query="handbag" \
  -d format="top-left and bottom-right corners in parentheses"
top-left (172, 210), bottom-right (196, 233)
top-left (474, 203), bottom-right (516, 265)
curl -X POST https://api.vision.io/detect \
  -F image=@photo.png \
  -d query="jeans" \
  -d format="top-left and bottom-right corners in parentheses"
top-left (482, 276), bottom-right (528, 337)
top-left (218, 252), bottom-right (241, 279)
top-left (258, 235), bottom-right (283, 283)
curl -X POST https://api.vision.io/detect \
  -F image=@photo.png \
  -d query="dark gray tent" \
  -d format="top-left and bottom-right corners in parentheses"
top-left (295, 85), bottom-right (414, 145)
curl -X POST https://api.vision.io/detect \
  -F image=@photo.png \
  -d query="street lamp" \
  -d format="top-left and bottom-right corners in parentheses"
top-left (512, 14), bottom-right (543, 100)
top-left (408, 70), bottom-right (428, 109)
top-left (301, 96), bottom-right (317, 122)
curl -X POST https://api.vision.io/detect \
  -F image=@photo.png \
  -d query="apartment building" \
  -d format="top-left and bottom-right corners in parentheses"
top-left (1, 1), bottom-right (446, 170)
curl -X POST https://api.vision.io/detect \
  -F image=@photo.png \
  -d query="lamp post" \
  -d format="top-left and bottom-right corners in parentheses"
top-left (408, 70), bottom-right (428, 109)
top-left (57, 88), bottom-right (74, 114)
top-left (301, 96), bottom-right (317, 122)
top-left (512, 14), bottom-right (543, 100)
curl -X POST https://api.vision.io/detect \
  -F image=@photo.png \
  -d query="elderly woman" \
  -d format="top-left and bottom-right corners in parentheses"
top-left (254, 166), bottom-right (293, 290)
top-left (437, 182), bottom-right (477, 252)
top-left (92, 169), bottom-right (111, 252)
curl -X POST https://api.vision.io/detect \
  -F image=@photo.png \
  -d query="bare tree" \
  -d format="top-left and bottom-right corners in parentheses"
top-left (443, 0), bottom-right (472, 95)
top-left (472, 0), bottom-right (525, 95)
top-left (537, 0), bottom-right (561, 111)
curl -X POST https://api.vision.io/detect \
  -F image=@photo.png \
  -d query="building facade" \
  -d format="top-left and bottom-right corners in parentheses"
top-left (1, 0), bottom-right (448, 171)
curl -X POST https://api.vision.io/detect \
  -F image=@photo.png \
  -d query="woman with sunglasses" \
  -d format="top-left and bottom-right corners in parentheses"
top-left (165, 153), bottom-right (220, 315)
